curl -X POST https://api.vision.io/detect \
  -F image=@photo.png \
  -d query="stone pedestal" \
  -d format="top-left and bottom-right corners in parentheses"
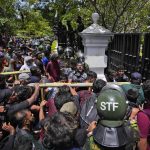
top-left (80, 13), bottom-right (113, 81)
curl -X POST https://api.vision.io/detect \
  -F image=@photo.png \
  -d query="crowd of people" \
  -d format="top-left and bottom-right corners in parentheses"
top-left (0, 37), bottom-right (150, 150)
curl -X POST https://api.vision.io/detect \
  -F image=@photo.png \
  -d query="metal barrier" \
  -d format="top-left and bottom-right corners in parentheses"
top-left (0, 70), bottom-right (30, 75)
top-left (0, 70), bottom-right (30, 80)
top-left (107, 33), bottom-right (141, 75)
top-left (1, 70), bottom-right (130, 100)
top-left (142, 33), bottom-right (150, 80)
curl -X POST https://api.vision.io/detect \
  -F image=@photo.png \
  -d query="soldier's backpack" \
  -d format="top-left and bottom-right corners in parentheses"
top-left (80, 94), bottom-right (99, 128)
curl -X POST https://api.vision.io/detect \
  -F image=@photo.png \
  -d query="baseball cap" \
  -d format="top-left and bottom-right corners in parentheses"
top-left (60, 102), bottom-right (77, 116)
top-left (131, 72), bottom-right (142, 80)
top-left (24, 56), bottom-right (33, 62)
top-left (19, 73), bottom-right (30, 81)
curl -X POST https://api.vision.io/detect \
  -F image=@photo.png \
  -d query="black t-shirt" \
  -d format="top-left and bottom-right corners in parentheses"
top-left (14, 128), bottom-right (43, 150)
top-left (30, 76), bottom-right (41, 83)
top-left (0, 88), bottom-right (12, 104)
top-left (7, 100), bottom-right (29, 116)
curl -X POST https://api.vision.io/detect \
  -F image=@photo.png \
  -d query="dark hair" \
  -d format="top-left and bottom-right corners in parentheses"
top-left (12, 110), bottom-right (27, 128)
top-left (51, 53), bottom-right (58, 61)
top-left (87, 71), bottom-right (97, 80)
top-left (54, 92), bottom-right (72, 110)
top-left (30, 66), bottom-right (41, 76)
top-left (43, 112), bottom-right (78, 149)
top-left (108, 69), bottom-right (116, 76)
top-left (126, 88), bottom-right (139, 103)
top-left (70, 59), bottom-right (77, 69)
top-left (59, 74), bottom-right (68, 82)
top-left (13, 135), bottom-right (33, 150)
top-left (92, 79), bottom-right (106, 93)
top-left (117, 65), bottom-right (125, 71)
top-left (13, 85), bottom-right (35, 102)
top-left (58, 85), bottom-right (70, 95)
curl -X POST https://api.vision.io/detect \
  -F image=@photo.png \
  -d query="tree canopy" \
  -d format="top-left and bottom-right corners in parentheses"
top-left (0, 0), bottom-right (150, 37)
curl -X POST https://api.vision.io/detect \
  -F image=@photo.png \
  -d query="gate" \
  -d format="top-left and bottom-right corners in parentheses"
top-left (107, 33), bottom-right (141, 76)
top-left (142, 33), bottom-right (150, 80)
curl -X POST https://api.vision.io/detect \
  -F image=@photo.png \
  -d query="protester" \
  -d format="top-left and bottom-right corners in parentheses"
top-left (46, 53), bottom-right (60, 82)
top-left (43, 112), bottom-right (83, 150)
top-left (30, 66), bottom-right (41, 83)
top-left (20, 56), bottom-right (36, 71)
top-left (0, 52), bottom-right (7, 73)
top-left (115, 65), bottom-right (129, 82)
top-left (121, 72), bottom-right (145, 105)
top-left (68, 62), bottom-right (87, 83)
top-left (0, 37), bottom-right (149, 150)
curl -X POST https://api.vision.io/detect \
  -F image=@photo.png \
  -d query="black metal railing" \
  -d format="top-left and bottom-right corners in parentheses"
top-left (142, 33), bottom-right (150, 80)
top-left (107, 33), bottom-right (141, 76)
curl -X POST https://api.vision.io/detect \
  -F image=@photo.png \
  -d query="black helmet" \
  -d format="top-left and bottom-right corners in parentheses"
top-left (76, 51), bottom-right (85, 63)
top-left (64, 47), bottom-right (74, 59)
top-left (57, 46), bottom-right (63, 55)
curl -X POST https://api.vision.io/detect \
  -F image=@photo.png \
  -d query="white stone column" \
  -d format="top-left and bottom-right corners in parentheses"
top-left (80, 13), bottom-right (113, 81)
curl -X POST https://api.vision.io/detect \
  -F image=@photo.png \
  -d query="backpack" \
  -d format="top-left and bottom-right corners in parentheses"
top-left (78, 90), bottom-right (93, 107)
top-left (80, 94), bottom-right (99, 128)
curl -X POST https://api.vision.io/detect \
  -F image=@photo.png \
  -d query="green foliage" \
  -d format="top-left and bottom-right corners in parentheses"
top-left (0, 0), bottom-right (150, 36)
top-left (0, 0), bottom-right (52, 37)
top-left (0, 0), bottom-right (17, 34)
top-left (41, 0), bottom-right (150, 33)
top-left (16, 10), bottom-right (53, 38)
top-left (87, 0), bottom-right (150, 32)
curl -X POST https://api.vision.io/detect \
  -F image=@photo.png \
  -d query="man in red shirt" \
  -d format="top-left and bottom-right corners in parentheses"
top-left (46, 53), bottom-right (60, 82)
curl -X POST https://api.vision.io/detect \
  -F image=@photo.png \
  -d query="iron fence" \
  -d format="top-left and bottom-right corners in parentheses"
top-left (107, 33), bottom-right (143, 78)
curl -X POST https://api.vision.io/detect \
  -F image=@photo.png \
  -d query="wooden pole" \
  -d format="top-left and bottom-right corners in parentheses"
top-left (14, 74), bottom-right (17, 80)
top-left (0, 70), bottom-right (30, 75)
top-left (0, 71), bottom-right (130, 87)
top-left (40, 88), bottom-right (44, 101)
top-left (39, 83), bottom-right (93, 87)
top-left (38, 82), bottom-right (129, 87)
